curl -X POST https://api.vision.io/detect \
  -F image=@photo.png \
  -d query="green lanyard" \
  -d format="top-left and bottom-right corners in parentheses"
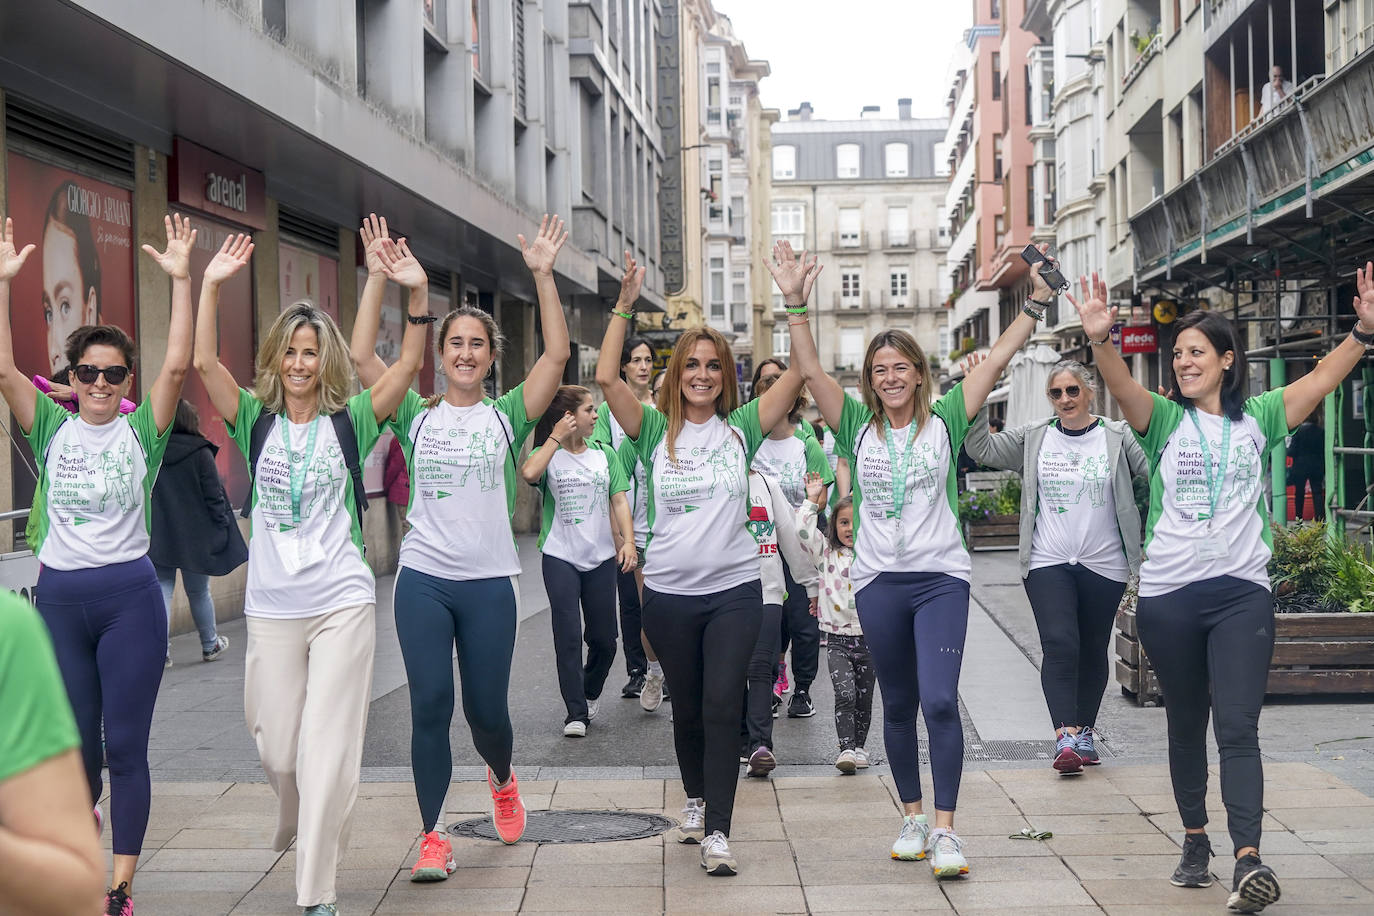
top-left (280, 415), bottom-right (320, 527)
top-left (883, 419), bottom-right (920, 533)
top-left (1186, 408), bottom-right (1230, 528)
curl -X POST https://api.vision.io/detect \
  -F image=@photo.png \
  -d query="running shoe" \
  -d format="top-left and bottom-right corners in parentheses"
top-left (771, 695), bottom-right (781, 719)
top-left (1170, 833), bottom-right (1214, 888)
top-left (488, 768), bottom-right (526, 844)
top-left (302, 906), bottom-right (337, 915)
top-left (563, 721), bottom-right (586, 737)
top-left (854, 748), bottom-right (871, 768)
top-left (890, 814), bottom-right (929, 861)
top-left (640, 671), bottom-right (665, 711)
top-left (163, 655), bottom-right (173, 669)
top-left (202, 635), bottom-right (229, 662)
top-left (747, 746), bottom-right (776, 777)
top-left (835, 749), bottom-right (857, 774)
top-left (409, 830), bottom-right (456, 882)
top-left (1053, 731), bottom-right (1083, 774)
top-left (621, 672), bottom-right (645, 698)
top-left (927, 827), bottom-right (969, 878)
top-left (1076, 726), bottom-right (1100, 765)
top-left (103, 882), bottom-right (132, 916)
top-left (700, 830), bottom-right (738, 876)
top-left (773, 662), bottom-right (789, 698)
top-left (674, 798), bottom-right (706, 844)
top-left (1227, 854), bottom-right (1280, 912)
top-left (587, 698), bottom-right (600, 721)
top-left (787, 690), bottom-right (816, 718)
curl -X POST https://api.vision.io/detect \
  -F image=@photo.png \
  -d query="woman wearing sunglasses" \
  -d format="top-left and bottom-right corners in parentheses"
top-left (0, 214), bottom-right (195, 916)
top-left (964, 360), bottom-right (1147, 775)
top-left (193, 229), bottom-right (430, 916)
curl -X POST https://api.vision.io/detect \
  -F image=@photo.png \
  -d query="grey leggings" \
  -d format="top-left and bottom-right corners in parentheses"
top-left (826, 634), bottom-right (875, 751)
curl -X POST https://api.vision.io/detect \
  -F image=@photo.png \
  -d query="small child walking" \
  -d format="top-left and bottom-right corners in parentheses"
top-left (797, 472), bottom-right (872, 773)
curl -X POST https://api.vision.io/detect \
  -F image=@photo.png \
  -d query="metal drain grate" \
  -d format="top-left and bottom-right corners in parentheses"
top-left (960, 740), bottom-right (1114, 761)
top-left (449, 809), bottom-right (677, 844)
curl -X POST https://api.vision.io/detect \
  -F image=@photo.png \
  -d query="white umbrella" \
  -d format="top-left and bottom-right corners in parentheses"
top-left (1004, 344), bottom-right (1064, 428)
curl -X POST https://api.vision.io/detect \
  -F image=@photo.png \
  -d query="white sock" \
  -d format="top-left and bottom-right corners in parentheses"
top-left (648, 660), bottom-right (664, 677)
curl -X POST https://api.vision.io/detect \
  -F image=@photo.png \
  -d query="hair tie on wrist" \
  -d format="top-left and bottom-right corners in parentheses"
top-left (551, 436), bottom-right (563, 447)
top-left (406, 313), bottom-right (438, 325)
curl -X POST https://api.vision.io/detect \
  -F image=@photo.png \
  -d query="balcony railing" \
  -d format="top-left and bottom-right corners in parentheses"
top-left (1122, 34), bottom-right (1162, 89)
top-left (833, 291), bottom-right (870, 309)
top-left (882, 230), bottom-right (914, 249)
top-left (832, 230), bottom-right (868, 250)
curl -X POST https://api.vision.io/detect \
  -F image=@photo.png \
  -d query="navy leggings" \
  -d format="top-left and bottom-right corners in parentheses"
top-left (37, 556), bottom-right (166, 856)
top-left (542, 555), bottom-right (619, 724)
top-left (394, 567), bottom-right (517, 833)
top-left (856, 571), bottom-right (969, 811)
top-left (743, 602), bottom-right (783, 753)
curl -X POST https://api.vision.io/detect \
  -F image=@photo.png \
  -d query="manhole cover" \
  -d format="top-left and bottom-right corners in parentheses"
top-left (448, 809), bottom-right (676, 844)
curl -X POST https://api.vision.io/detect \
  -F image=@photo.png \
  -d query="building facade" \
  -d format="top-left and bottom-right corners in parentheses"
top-left (770, 102), bottom-right (950, 392)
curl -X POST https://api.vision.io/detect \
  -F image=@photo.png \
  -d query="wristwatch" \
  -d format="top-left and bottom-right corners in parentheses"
top-left (407, 313), bottom-right (438, 325)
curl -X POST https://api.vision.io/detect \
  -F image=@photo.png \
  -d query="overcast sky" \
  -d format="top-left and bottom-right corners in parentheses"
top-left (716, 1), bottom-right (974, 122)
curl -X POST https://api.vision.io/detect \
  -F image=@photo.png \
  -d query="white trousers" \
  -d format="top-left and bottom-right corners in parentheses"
top-left (244, 602), bottom-right (376, 907)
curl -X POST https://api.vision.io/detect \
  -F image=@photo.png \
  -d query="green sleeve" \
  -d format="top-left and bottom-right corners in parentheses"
top-left (0, 593), bottom-right (79, 783)
top-left (495, 382), bottom-right (538, 450)
top-left (634, 404), bottom-right (666, 464)
top-left (225, 388), bottom-right (265, 462)
top-left (726, 399), bottom-right (764, 464)
top-left (21, 389), bottom-right (69, 466)
top-left (605, 443), bottom-right (630, 495)
top-left (535, 446), bottom-right (554, 551)
top-left (834, 394), bottom-right (873, 462)
top-left (930, 383), bottom-right (971, 452)
top-left (800, 431), bottom-right (835, 486)
top-left (127, 399), bottom-right (172, 472)
top-left (347, 390), bottom-right (382, 459)
top-left (1138, 391), bottom-right (1184, 459)
top-left (1244, 387), bottom-right (1292, 449)
top-left (797, 420), bottom-right (818, 443)
top-left (388, 390), bottom-right (429, 451)
top-left (593, 401), bottom-right (613, 445)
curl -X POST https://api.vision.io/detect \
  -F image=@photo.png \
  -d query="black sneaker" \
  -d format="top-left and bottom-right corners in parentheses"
top-left (1227, 854), bottom-right (1280, 913)
top-left (621, 672), bottom-right (645, 698)
top-left (1169, 833), bottom-right (1214, 888)
top-left (771, 695), bottom-right (781, 719)
top-left (787, 690), bottom-right (816, 718)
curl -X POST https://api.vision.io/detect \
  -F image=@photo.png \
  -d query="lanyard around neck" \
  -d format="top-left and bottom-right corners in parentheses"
top-left (1186, 408), bottom-right (1230, 528)
top-left (280, 415), bottom-right (321, 527)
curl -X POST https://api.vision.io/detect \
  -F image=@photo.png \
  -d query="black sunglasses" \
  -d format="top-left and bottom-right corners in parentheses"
top-left (74, 364), bottom-right (130, 385)
top-left (1047, 385), bottom-right (1081, 401)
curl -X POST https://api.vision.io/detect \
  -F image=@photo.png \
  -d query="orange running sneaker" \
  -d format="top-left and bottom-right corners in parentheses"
top-left (410, 829), bottom-right (456, 882)
top-left (488, 768), bottom-right (527, 844)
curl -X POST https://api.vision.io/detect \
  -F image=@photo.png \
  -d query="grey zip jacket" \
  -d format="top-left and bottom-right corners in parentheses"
top-left (963, 408), bottom-right (1150, 579)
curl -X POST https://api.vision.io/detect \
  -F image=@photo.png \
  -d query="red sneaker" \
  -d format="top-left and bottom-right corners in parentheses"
top-left (103, 882), bottom-right (132, 916)
top-left (410, 829), bottom-right (456, 882)
top-left (488, 768), bottom-right (527, 844)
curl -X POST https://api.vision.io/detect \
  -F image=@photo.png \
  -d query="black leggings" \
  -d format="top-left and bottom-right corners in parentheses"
top-left (1022, 563), bottom-right (1127, 730)
top-left (743, 602), bottom-right (782, 754)
top-left (643, 580), bottom-right (762, 837)
top-left (777, 558), bottom-right (819, 692)
top-left (394, 567), bottom-right (517, 833)
top-left (617, 566), bottom-right (647, 675)
top-left (542, 555), bottom-right (619, 724)
top-left (1137, 576), bottom-right (1274, 853)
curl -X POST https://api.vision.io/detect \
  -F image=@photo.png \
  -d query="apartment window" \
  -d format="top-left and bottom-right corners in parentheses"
top-left (993, 134), bottom-right (1003, 181)
top-left (707, 156), bottom-right (723, 224)
top-left (841, 269), bottom-right (861, 305)
top-left (772, 320), bottom-right (791, 357)
top-left (884, 142), bottom-right (909, 177)
top-left (937, 206), bottom-right (950, 244)
top-left (773, 145), bottom-right (796, 179)
top-left (706, 61), bottom-right (722, 125)
top-left (730, 195), bottom-right (744, 237)
top-left (771, 202), bottom-right (805, 248)
top-left (933, 140), bottom-right (951, 177)
top-left (1026, 165), bottom-right (1035, 226)
top-left (839, 328), bottom-right (864, 370)
top-left (990, 0), bottom-right (1001, 17)
top-left (991, 53), bottom-right (1002, 101)
top-left (836, 143), bottom-right (861, 178)
top-left (887, 206), bottom-right (909, 246)
top-left (938, 325), bottom-right (951, 358)
top-left (709, 256), bottom-right (726, 321)
top-left (839, 207), bottom-right (862, 247)
top-left (1024, 65), bottom-right (1032, 126)
top-left (1043, 162), bottom-right (1057, 225)
top-left (890, 269), bottom-right (910, 307)
top-left (994, 214), bottom-right (1005, 248)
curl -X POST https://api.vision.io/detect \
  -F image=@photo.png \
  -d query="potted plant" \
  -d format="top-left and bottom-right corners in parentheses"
top-left (961, 476), bottom-right (1020, 550)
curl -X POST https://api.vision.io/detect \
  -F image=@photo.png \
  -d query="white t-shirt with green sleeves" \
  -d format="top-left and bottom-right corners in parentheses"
top-left (229, 388), bottom-right (380, 618)
top-left (1136, 390), bottom-right (1289, 598)
top-left (634, 400), bottom-right (764, 596)
top-left (835, 385), bottom-right (971, 593)
top-left (392, 386), bottom-right (536, 581)
top-left (595, 401), bottom-right (650, 548)
top-left (536, 442), bottom-right (630, 571)
top-left (751, 428), bottom-right (835, 510)
top-left (1031, 423), bottom-right (1128, 582)
top-left (24, 395), bottom-right (169, 570)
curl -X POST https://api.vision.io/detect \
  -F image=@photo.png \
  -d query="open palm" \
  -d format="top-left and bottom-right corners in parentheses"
top-left (203, 233), bottom-right (254, 285)
top-left (519, 214), bottom-right (569, 276)
top-left (1064, 273), bottom-right (1116, 342)
top-left (1354, 262), bottom-right (1374, 330)
top-left (618, 250), bottom-right (645, 304)
top-left (360, 213), bottom-right (391, 276)
top-left (767, 240), bottom-right (822, 302)
top-left (377, 238), bottom-right (427, 289)
top-left (0, 217), bottom-right (35, 281)
top-left (142, 213), bottom-right (196, 279)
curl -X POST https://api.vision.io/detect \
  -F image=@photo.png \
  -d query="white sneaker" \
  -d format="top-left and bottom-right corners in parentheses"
top-left (640, 672), bottom-right (664, 711)
top-left (674, 798), bottom-right (705, 844)
top-left (835, 749), bottom-right (858, 774)
top-left (891, 815), bottom-right (929, 861)
top-left (587, 698), bottom-right (600, 721)
top-left (700, 830), bottom-right (737, 876)
top-left (202, 635), bottom-right (229, 662)
top-left (563, 720), bottom-right (586, 737)
top-left (928, 827), bottom-right (969, 878)
top-left (854, 748), bottom-right (870, 768)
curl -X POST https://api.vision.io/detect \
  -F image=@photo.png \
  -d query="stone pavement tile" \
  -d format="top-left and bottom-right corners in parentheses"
top-left (1283, 827), bottom-right (1374, 851)
top-left (1326, 852), bottom-right (1374, 878)
top-left (1263, 787), bottom-right (1374, 809)
top-left (1008, 792), bottom-right (1145, 816)
top-left (935, 834), bottom-right (1057, 857)
top-left (446, 793), bottom-right (555, 814)
top-left (1147, 811), bottom-right (1285, 835)
top-left (950, 909), bottom-right (1105, 916)
top-left (532, 839), bottom-right (663, 864)
top-left (217, 782), bottom-right (277, 801)
top-left (957, 854), bottom-right (1076, 882)
top-left (520, 884), bottom-right (663, 911)
top-left (1127, 792), bottom-right (1218, 815)
top-left (1098, 906), bottom-right (1227, 915)
top-left (940, 876), bottom-right (1097, 909)
top-left (939, 795), bottom-right (1024, 815)
top-left (1268, 807), bottom-right (1374, 830)
top-left (803, 883), bottom-right (954, 912)
top-left (1266, 877), bottom-right (1374, 907)
top-left (274, 843), bottom-right (415, 872)
top-left (663, 840), bottom-right (799, 886)
top-left (1264, 907), bottom-right (1374, 916)
top-left (776, 815), bottom-right (902, 838)
top-left (186, 810), bottom-right (281, 831)
top-left (1103, 775), bottom-right (1176, 796)
top-left (1061, 853), bottom-right (1185, 880)
top-left (1263, 762), bottom-right (1354, 788)
top-left (1151, 827), bottom-right (1312, 855)
top-left (230, 881), bottom-right (388, 914)
top-left (1233, 853), bottom-right (1348, 879)
top-left (137, 890), bottom-right (243, 915)
top-left (794, 857), bottom-right (935, 886)
top-left (149, 780), bottom-right (233, 797)
top-left (355, 781), bottom-right (418, 797)
top-left (371, 885), bottom-right (524, 914)
top-left (130, 869), bottom-right (263, 893)
top-left (722, 819), bottom-right (788, 840)
top-left (1025, 813), bottom-right (1160, 836)
top-left (775, 801), bottom-right (902, 821)
top-left (446, 839), bottom-right (538, 868)
top-left (140, 846), bottom-right (282, 872)
top-left (1078, 877), bottom-right (1228, 906)
top-left (774, 781), bottom-right (892, 802)
top-left (161, 827), bottom-right (277, 849)
top-left (663, 884), bottom-right (807, 913)
top-left (789, 834), bottom-right (908, 863)
top-left (528, 861), bottom-right (661, 886)
top-left (550, 779), bottom-right (666, 809)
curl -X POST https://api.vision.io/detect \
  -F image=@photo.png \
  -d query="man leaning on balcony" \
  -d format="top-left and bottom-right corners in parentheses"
top-left (1259, 65), bottom-right (1296, 119)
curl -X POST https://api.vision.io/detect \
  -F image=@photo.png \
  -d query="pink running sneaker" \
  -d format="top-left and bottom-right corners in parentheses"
top-left (410, 829), bottom-right (457, 881)
top-left (488, 768), bottom-right (527, 844)
top-left (103, 881), bottom-right (132, 916)
top-left (773, 661), bottom-right (789, 699)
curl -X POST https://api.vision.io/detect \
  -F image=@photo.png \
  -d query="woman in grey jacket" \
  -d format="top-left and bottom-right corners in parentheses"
top-left (964, 360), bottom-right (1147, 774)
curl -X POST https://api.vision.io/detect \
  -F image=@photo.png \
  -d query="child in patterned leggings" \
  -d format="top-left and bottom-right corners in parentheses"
top-left (796, 473), bottom-right (873, 773)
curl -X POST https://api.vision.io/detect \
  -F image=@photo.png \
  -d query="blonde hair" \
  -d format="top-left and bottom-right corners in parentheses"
top-left (426, 306), bottom-right (505, 407)
top-left (253, 303), bottom-right (354, 416)
top-left (860, 329), bottom-right (933, 439)
top-left (658, 326), bottom-right (739, 463)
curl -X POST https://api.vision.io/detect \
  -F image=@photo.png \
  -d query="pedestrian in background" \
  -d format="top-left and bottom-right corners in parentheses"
top-left (383, 434), bottom-right (411, 534)
top-left (150, 398), bottom-right (246, 666)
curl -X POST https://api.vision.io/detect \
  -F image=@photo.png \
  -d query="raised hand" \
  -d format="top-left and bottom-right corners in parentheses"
top-left (959, 351), bottom-right (986, 376)
top-left (203, 233), bottom-right (254, 285)
top-left (518, 214), bottom-right (569, 277)
top-left (1064, 272), bottom-right (1116, 343)
top-left (618, 250), bottom-right (646, 306)
top-left (360, 213), bottom-right (391, 277)
top-left (1028, 241), bottom-right (1056, 301)
top-left (1354, 262), bottom-right (1374, 331)
top-left (377, 237), bottom-right (427, 290)
top-left (550, 411), bottom-right (578, 445)
top-left (803, 470), bottom-right (825, 505)
top-left (141, 213), bottom-right (196, 280)
top-left (0, 217), bottom-right (35, 281)
top-left (766, 240), bottom-right (823, 303)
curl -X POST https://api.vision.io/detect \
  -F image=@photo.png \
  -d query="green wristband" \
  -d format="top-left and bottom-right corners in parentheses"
top-left (612, 309), bottom-right (633, 321)
top-left (785, 305), bottom-right (809, 315)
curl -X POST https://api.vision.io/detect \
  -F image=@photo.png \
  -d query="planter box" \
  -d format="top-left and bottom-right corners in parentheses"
top-left (1115, 606), bottom-right (1374, 705)
top-left (965, 514), bottom-right (1020, 551)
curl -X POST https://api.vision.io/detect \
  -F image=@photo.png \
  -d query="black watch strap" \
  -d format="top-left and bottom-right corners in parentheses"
top-left (407, 313), bottom-right (438, 325)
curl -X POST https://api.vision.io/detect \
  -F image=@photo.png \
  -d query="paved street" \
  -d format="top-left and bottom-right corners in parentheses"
top-left (121, 543), bottom-right (1374, 914)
